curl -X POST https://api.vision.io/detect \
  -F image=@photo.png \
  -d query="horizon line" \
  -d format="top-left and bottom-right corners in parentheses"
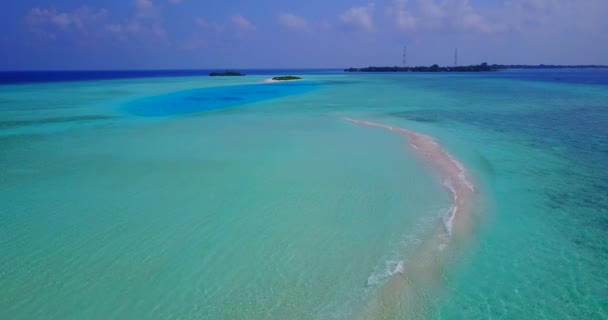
top-left (3, 64), bottom-right (608, 73)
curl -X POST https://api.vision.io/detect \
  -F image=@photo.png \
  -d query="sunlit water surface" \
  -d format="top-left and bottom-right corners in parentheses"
top-left (1, 70), bottom-right (607, 319)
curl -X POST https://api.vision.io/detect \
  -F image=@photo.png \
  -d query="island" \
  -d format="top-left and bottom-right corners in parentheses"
top-left (345, 63), bottom-right (493, 73)
top-left (345, 63), bottom-right (608, 73)
top-left (209, 71), bottom-right (245, 76)
top-left (271, 76), bottom-right (302, 81)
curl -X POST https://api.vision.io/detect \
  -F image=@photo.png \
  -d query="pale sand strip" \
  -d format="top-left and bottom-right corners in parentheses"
top-left (345, 117), bottom-right (477, 319)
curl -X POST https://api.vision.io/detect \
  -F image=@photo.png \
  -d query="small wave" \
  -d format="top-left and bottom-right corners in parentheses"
top-left (401, 234), bottom-right (423, 247)
top-left (366, 260), bottom-right (404, 287)
top-left (442, 205), bottom-right (457, 237)
top-left (346, 116), bottom-right (479, 318)
top-left (446, 153), bottom-right (476, 192)
top-left (392, 261), bottom-right (404, 275)
top-left (440, 178), bottom-right (458, 250)
top-left (457, 170), bottom-right (475, 192)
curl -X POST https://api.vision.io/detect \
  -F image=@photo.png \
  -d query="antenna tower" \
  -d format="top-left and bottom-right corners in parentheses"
top-left (403, 45), bottom-right (407, 67)
top-left (454, 48), bottom-right (458, 66)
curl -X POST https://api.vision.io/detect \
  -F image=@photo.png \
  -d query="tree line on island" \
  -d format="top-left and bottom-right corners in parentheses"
top-left (209, 71), bottom-right (245, 76)
top-left (345, 63), bottom-right (608, 73)
top-left (208, 72), bottom-right (302, 81)
top-left (271, 76), bottom-right (301, 81)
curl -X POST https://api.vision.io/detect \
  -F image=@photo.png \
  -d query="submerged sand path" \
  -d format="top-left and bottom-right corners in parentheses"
top-left (345, 117), bottom-right (477, 319)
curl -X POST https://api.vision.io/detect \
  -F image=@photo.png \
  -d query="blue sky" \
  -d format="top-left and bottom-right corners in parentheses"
top-left (1, 0), bottom-right (607, 70)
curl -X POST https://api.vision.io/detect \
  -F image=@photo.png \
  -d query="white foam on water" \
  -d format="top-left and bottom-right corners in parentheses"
top-left (401, 234), bottom-right (422, 247)
top-left (447, 152), bottom-right (475, 192)
top-left (442, 205), bottom-right (457, 237)
top-left (437, 175), bottom-right (461, 251)
top-left (366, 259), bottom-right (405, 287)
top-left (392, 261), bottom-right (404, 275)
top-left (458, 171), bottom-right (475, 192)
top-left (345, 117), bottom-right (479, 317)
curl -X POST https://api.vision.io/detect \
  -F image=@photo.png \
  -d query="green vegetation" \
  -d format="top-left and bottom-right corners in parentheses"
top-left (345, 63), bottom-right (608, 73)
top-left (491, 64), bottom-right (608, 70)
top-left (345, 63), bottom-right (493, 73)
top-left (271, 76), bottom-right (302, 81)
top-left (209, 71), bottom-right (245, 76)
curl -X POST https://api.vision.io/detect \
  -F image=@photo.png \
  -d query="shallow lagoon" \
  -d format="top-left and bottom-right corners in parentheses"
top-left (1, 71), bottom-right (607, 319)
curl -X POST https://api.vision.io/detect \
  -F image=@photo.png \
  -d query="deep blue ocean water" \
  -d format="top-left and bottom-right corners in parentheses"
top-left (4, 68), bottom-right (608, 85)
top-left (490, 68), bottom-right (608, 85)
top-left (0, 69), bottom-right (343, 85)
top-left (125, 81), bottom-right (319, 116)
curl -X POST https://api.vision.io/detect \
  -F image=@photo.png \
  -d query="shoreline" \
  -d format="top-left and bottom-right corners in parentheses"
top-left (263, 78), bottom-right (303, 83)
top-left (345, 117), bottom-right (477, 318)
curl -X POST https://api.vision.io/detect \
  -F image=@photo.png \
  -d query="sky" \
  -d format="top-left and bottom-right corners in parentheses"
top-left (1, 0), bottom-right (607, 70)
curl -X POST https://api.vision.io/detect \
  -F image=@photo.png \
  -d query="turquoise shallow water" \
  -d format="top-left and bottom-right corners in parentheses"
top-left (1, 71), bottom-right (607, 319)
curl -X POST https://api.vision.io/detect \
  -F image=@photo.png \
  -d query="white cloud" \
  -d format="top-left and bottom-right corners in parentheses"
top-left (231, 14), bottom-right (256, 32)
top-left (105, 20), bottom-right (167, 43)
top-left (278, 13), bottom-right (309, 31)
top-left (449, 0), bottom-right (495, 33)
top-left (105, 24), bottom-right (124, 33)
top-left (51, 13), bottom-right (70, 28)
top-left (194, 17), bottom-right (224, 32)
top-left (506, 0), bottom-right (560, 11)
top-left (383, 0), bottom-right (498, 34)
top-left (340, 2), bottom-right (375, 30)
top-left (25, 6), bottom-right (108, 38)
top-left (386, 0), bottom-right (416, 31)
top-left (134, 0), bottom-right (158, 18)
top-left (340, 3), bottom-right (375, 31)
top-left (194, 17), bottom-right (207, 28)
top-left (135, 0), bottom-right (153, 10)
top-left (502, 0), bottom-right (607, 34)
top-left (417, 0), bottom-right (443, 20)
top-left (103, 0), bottom-right (167, 43)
